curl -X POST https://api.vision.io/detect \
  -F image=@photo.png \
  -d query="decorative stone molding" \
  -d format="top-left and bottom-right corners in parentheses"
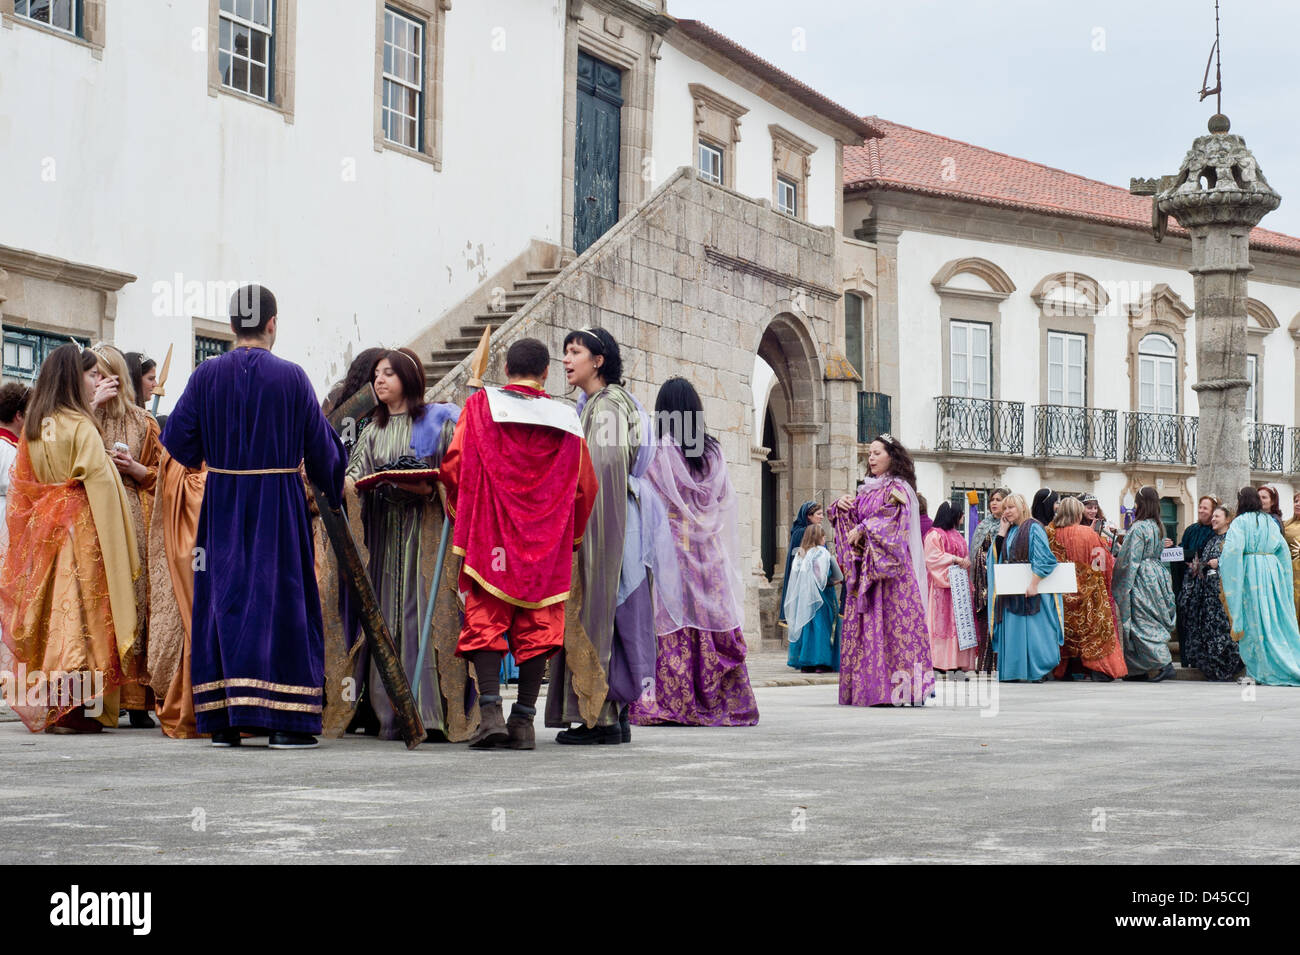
top-left (1030, 271), bottom-right (1109, 317)
top-left (1246, 297), bottom-right (1279, 340)
top-left (769, 124), bottom-right (816, 219)
top-left (0, 243), bottom-right (136, 345)
top-left (704, 247), bottom-right (838, 301)
top-left (823, 350), bottom-right (861, 382)
top-left (1126, 283), bottom-right (1192, 414)
top-left (2, 0), bottom-right (106, 58)
top-left (207, 0), bottom-right (298, 124)
top-left (931, 257), bottom-right (1016, 298)
top-left (688, 83), bottom-right (747, 188)
top-left (371, 0), bottom-right (449, 169)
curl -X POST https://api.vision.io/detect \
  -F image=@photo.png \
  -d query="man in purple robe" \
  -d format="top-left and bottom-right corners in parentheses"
top-left (162, 285), bottom-right (346, 749)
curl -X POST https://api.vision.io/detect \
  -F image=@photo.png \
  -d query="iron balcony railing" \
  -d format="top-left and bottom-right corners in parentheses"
top-left (1123, 412), bottom-right (1198, 465)
top-left (857, 392), bottom-right (892, 444)
top-left (934, 396), bottom-right (1024, 455)
top-left (1033, 405), bottom-right (1117, 460)
top-left (1249, 423), bottom-right (1285, 473)
top-left (1290, 428), bottom-right (1300, 474)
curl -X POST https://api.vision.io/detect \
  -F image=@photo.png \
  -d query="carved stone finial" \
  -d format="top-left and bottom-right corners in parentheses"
top-left (1154, 121), bottom-right (1281, 232)
top-left (1208, 113), bottom-right (1230, 134)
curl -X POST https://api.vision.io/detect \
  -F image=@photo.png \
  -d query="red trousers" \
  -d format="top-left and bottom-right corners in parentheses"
top-left (456, 581), bottom-right (564, 662)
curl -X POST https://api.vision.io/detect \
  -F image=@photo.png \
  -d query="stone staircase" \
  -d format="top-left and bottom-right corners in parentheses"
top-left (423, 268), bottom-right (562, 382)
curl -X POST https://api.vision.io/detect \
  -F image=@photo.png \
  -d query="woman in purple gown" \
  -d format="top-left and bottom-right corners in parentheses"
top-left (829, 434), bottom-right (933, 706)
top-left (630, 378), bottom-right (758, 727)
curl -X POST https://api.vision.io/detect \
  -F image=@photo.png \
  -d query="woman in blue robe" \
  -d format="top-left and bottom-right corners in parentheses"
top-left (988, 492), bottom-right (1064, 682)
top-left (1220, 487), bottom-right (1300, 685)
top-left (779, 501), bottom-right (821, 632)
top-left (785, 523), bottom-right (842, 672)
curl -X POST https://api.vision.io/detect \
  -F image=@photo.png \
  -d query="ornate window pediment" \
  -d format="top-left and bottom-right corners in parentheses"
top-left (1246, 298), bottom-right (1279, 340)
top-left (1030, 271), bottom-right (1109, 317)
top-left (931, 257), bottom-right (1015, 300)
top-left (1127, 283), bottom-right (1192, 333)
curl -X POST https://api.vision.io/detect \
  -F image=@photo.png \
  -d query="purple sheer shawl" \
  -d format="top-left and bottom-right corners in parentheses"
top-left (644, 440), bottom-right (739, 634)
top-left (855, 474), bottom-right (927, 604)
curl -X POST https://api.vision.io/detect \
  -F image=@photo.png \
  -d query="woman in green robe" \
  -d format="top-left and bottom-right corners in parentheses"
top-left (345, 348), bottom-right (471, 741)
top-left (1113, 486), bottom-right (1176, 682)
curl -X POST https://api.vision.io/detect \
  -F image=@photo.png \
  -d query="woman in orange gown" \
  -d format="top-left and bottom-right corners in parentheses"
top-left (1048, 496), bottom-right (1127, 681)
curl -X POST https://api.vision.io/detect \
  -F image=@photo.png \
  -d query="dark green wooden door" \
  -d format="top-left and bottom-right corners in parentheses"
top-left (574, 51), bottom-right (622, 255)
top-left (1160, 497), bottom-right (1179, 543)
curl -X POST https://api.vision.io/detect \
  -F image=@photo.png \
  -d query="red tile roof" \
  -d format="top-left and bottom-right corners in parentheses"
top-left (669, 19), bottom-right (882, 142)
top-left (844, 117), bottom-right (1300, 257)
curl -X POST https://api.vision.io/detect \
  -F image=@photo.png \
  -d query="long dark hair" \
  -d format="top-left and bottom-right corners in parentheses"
top-left (654, 376), bottom-right (719, 480)
top-left (1237, 486), bottom-right (1262, 515)
top-left (932, 501), bottom-right (961, 532)
top-left (1133, 485), bottom-right (1162, 524)
top-left (322, 346), bottom-right (387, 417)
top-left (371, 347), bottom-right (427, 429)
top-left (1259, 485), bottom-right (1282, 519)
top-left (562, 327), bottom-right (624, 387)
top-left (869, 433), bottom-right (917, 491)
top-left (24, 344), bottom-right (99, 442)
top-left (124, 351), bottom-right (156, 409)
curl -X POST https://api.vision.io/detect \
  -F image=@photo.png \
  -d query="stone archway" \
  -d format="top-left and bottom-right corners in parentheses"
top-left (754, 311), bottom-right (824, 646)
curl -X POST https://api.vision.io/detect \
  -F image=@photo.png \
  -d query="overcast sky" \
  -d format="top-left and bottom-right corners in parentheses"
top-left (672, 0), bottom-right (1300, 236)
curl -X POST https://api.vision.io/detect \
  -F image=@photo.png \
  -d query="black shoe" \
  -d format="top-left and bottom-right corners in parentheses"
top-left (127, 709), bottom-right (156, 729)
top-left (1150, 662), bottom-right (1177, 683)
top-left (619, 706), bottom-right (631, 744)
top-left (210, 729), bottom-right (242, 747)
top-left (268, 731), bottom-right (318, 749)
top-left (555, 723), bottom-right (621, 745)
top-left (1089, 671), bottom-right (1114, 683)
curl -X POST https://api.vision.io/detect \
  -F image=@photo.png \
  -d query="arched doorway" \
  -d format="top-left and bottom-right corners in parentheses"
top-left (753, 312), bottom-right (823, 642)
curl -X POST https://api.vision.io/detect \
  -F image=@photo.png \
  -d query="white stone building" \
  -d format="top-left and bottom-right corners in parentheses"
top-left (0, 0), bottom-right (876, 641)
top-left (841, 117), bottom-right (1300, 539)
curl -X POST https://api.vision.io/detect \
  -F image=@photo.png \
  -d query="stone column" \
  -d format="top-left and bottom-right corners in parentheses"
top-left (1154, 115), bottom-right (1281, 505)
top-left (750, 444), bottom-right (777, 648)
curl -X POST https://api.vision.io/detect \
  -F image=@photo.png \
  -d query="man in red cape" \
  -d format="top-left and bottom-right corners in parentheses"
top-left (439, 338), bottom-right (597, 749)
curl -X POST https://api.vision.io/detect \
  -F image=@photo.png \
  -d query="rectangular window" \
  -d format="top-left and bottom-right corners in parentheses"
top-left (195, 335), bottom-right (232, 367)
top-left (698, 140), bottom-right (723, 185)
top-left (219, 0), bottom-right (275, 101)
top-left (2, 328), bottom-right (89, 381)
top-left (949, 320), bottom-right (990, 399)
top-left (844, 293), bottom-right (866, 383)
top-left (382, 6), bottom-right (424, 150)
top-left (1046, 331), bottom-right (1086, 406)
top-left (776, 176), bottom-right (797, 216)
top-left (15, 0), bottom-right (80, 36)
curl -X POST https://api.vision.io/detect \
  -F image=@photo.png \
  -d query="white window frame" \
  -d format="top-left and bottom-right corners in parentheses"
top-left (1138, 333), bottom-right (1177, 415)
top-left (382, 6), bottom-right (425, 150)
top-left (776, 175), bottom-right (797, 216)
top-left (698, 139), bottom-right (724, 185)
top-left (15, 0), bottom-right (79, 36)
top-left (949, 319), bottom-right (991, 399)
top-left (219, 0), bottom-right (275, 101)
top-left (1047, 330), bottom-right (1086, 407)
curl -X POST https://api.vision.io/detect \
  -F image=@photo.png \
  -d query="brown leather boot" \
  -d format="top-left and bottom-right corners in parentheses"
top-left (468, 695), bottom-right (508, 749)
top-left (505, 703), bottom-right (536, 750)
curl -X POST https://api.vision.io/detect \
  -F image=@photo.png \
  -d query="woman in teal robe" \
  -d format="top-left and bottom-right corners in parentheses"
top-left (1220, 487), bottom-right (1300, 685)
top-left (988, 492), bottom-right (1064, 682)
top-left (1113, 486), bottom-right (1176, 681)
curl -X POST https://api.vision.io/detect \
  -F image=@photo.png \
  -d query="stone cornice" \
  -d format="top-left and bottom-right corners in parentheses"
top-left (704, 247), bottom-right (839, 300)
top-left (769, 123), bottom-right (817, 158)
top-left (0, 244), bottom-right (136, 292)
top-left (571, 0), bottom-right (671, 34)
top-left (689, 82), bottom-right (747, 120)
top-left (857, 189), bottom-right (1300, 290)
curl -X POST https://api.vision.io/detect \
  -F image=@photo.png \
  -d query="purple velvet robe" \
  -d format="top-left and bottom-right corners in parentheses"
top-left (162, 347), bottom-right (345, 735)
top-left (830, 477), bottom-right (933, 706)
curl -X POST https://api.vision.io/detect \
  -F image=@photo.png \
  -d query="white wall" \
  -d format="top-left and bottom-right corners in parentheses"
top-left (652, 42), bottom-right (839, 229)
top-left (0, 0), bottom-right (567, 404)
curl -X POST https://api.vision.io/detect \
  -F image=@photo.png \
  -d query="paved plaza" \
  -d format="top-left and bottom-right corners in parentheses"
top-left (2, 665), bottom-right (1297, 865)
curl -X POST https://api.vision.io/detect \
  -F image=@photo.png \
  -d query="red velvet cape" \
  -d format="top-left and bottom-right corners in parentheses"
top-left (439, 385), bottom-right (596, 608)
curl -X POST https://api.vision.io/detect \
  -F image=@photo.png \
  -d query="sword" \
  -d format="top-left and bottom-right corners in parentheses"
top-left (149, 344), bottom-right (173, 417)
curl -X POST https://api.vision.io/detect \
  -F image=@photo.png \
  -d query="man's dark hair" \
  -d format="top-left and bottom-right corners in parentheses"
top-left (1237, 486), bottom-right (1262, 515)
top-left (0, 382), bottom-right (31, 423)
top-left (229, 284), bottom-right (278, 337)
top-left (505, 338), bottom-right (549, 379)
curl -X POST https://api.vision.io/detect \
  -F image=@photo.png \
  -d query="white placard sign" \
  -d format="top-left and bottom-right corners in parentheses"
top-left (1160, 547), bottom-right (1184, 563)
top-left (994, 562), bottom-right (1078, 595)
top-left (484, 386), bottom-right (584, 437)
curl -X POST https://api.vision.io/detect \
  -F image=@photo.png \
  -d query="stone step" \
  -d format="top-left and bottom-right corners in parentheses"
top-left (472, 314), bottom-right (508, 326)
top-left (428, 349), bottom-right (470, 362)
top-left (442, 335), bottom-right (485, 351)
top-left (426, 361), bottom-right (460, 379)
top-left (511, 278), bottom-right (553, 292)
top-left (524, 269), bottom-right (562, 281)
